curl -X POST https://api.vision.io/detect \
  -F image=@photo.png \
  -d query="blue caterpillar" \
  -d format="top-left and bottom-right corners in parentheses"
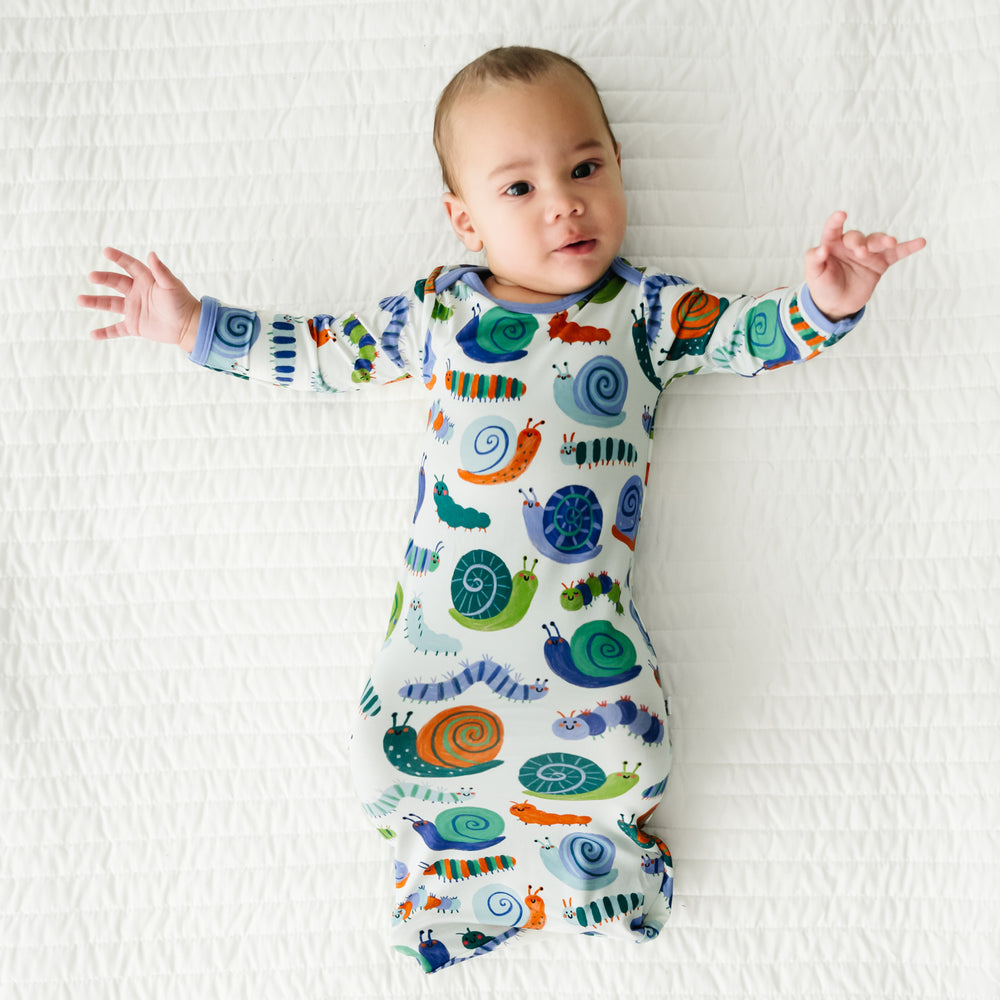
top-left (399, 656), bottom-right (549, 703)
top-left (552, 697), bottom-right (664, 745)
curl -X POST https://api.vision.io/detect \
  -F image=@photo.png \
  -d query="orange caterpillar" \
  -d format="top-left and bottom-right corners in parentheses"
top-left (548, 310), bottom-right (610, 344)
top-left (508, 800), bottom-right (592, 826)
top-left (457, 418), bottom-right (544, 486)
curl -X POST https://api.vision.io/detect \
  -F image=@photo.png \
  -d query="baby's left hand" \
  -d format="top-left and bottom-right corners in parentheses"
top-left (805, 211), bottom-right (926, 321)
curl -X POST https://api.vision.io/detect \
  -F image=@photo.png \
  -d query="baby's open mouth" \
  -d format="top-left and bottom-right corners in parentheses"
top-left (557, 239), bottom-right (596, 255)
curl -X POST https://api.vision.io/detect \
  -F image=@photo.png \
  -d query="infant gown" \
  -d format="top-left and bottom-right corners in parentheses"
top-left (189, 257), bottom-right (859, 972)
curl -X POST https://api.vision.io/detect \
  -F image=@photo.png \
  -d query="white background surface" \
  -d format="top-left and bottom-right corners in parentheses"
top-left (3, 1), bottom-right (998, 996)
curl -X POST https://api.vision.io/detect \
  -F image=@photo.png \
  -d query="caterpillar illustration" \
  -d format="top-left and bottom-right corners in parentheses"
top-left (559, 572), bottom-right (623, 615)
top-left (405, 806), bottom-right (506, 851)
top-left (362, 782), bottom-right (474, 820)
top-left (384, 707), bottom-right (503, 778)
top-left (404, 538), bottom-right (444, 576)
top-left (559, 432), bottom-right (638, 470)
top-left (457, 304), bottom-right (538, 363)
top-left (412, 454), bottom-right (427, 523)
top-left (472, 884), bottom-right (546, 930)
top-left (421, 327), bottom-right (437, 387)
top-left (421, 855), bottom-right (517, 882)
top-left (642, 776), bottom-right (669, 800)
top-left (520, 485), bottom-right (603, 564)
top-left (393, 884), bottom-right (461, 923)
top-left (630, 304), bottom-right (663, 390)
top-left (427, 400), bottom-right (456, 443)
top-left (552, 357), bottom-right (627, 427)
top-left (399, 926), bottom-right (519, 973)
top-left (432, 477), bottom-right (491, 531)
top-left (611, 475), bottom-right (644, 551)
top-left (457, 416), bottom-right (544, 485)
top-left (537, 833), bottom-right (618, 890)
top-left (562, 891), bottom-right (644, 928)
top-left (404, 597), bottom-right (462, 656)
top-left (640, 272), bottom-right (686, 345)
top-left (541, 621), bottom-right (641, 689)
top-left (377, 293), bottom-right (409, 369)
top-left (398, 655), bottom-right (548, 703)
top-left (268, 317), bottom-right (296, 386)
top-left (547, 310), bottom-right (610, 344)
top-left (552, 697), bottom-right (665, 746)
top-left (445, 361), bottom-right (527, 402)
top-left (449, 551), bottom-right (539, 631)
top-left (508, 801), bottom-right (592, 826)
top-left (519, 754), bottom-right (641, 801)
top-left (343, 314), bottom-right (377, 383)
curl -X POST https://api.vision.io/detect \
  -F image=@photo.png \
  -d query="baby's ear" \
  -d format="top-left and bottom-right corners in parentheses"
top-left (442, 193), bottom-right (484, 253)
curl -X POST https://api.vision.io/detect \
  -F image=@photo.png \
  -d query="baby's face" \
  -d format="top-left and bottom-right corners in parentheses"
top-left (442, 69), bottom-right (627, 303)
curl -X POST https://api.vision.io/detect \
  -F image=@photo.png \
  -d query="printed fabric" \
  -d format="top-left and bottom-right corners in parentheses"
top-left (190, 257), bottom-right (860, 972)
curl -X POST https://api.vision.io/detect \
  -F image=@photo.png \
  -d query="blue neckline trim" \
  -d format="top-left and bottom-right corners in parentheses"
top-left (433, 257), bottom-right (643, 312)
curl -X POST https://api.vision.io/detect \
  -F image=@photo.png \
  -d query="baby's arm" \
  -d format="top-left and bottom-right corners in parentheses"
top-left (78, 247), bottom-right (201, 352)
top-left (804, 211), bottom-right (926, 321)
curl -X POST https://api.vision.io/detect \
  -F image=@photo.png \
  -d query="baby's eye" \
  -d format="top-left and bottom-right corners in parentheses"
top-left (504, 181), bottom-right (532, 198)
top-left (571, 161), bottom-right (599, 179)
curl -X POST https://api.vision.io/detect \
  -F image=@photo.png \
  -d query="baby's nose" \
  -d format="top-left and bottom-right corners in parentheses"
top-left (545, 185), bottom-right (584, 221)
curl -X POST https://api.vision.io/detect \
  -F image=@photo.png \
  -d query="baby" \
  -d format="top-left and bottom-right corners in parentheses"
top-left (79, 46), bottom-right (924, 973)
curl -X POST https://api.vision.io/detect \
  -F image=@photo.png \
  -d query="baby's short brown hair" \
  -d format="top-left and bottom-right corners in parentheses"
top-left (433, 46), bottom-right (617, 195)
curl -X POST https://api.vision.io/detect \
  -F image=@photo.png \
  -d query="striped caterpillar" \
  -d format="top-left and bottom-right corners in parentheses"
top-left (398, 655), bottom-right (548, 703)
top-left (445, 361), bottom-right (527, 402)
top-left (343, 314), bottom-right (377, 383)
top-left (361, 782), bottom-right (475, 819)
top-left (269, 318), bottom-right (296, 386)
top-left (404, 538), bottom-right (444, 576)
top-left (562, 891), bottom-right (644, 928)
top-left (559, 432), bottom-right (638, 470)
top-left (559, 572), bottom-right (623, 615)
top-left (552, 697), bottom-right (665, 746)
top-left (421, 855), bottom-right (516, 882)
top-left (427, 400), bottom-right (456, 443)
top-left (393, 884), bottom-right (461, 924)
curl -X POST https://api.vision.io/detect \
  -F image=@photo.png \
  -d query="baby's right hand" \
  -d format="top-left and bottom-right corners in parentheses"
top-left (78, 247), bottom-right (201, 353)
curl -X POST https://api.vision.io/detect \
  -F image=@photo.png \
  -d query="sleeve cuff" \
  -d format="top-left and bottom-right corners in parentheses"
top-left (188, 296), bottom-right (219, 366)
top-left (799, 284), bottom-right (865, 339)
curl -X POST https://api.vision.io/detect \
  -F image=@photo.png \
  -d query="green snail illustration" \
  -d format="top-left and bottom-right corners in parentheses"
top-left (449, 550), bottom-right (539, 632)
top-left (541, 621), bottom-right (641, 688)
top-left (383, 706), bottom-right (504, 777)
top-left (519, 753), bottom-right (641, 800)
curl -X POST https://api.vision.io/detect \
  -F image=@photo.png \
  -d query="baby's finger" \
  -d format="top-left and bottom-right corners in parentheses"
top-left (77, 293), bottom-right (126, 313)
top-left (865, 232), bottom-right (896, 254)
top-left (842, 229), bottom-right (869, 256)
top-left (89, 320), bottom-right (130, 341)
top-left (819, 210), bottom-right (848, 246)
top-left (102, 246), bottom-right (149, 280)
top-left (87, 270), bottom-right (133, 295)
top-left (147, 251), bottom-right (182, 289)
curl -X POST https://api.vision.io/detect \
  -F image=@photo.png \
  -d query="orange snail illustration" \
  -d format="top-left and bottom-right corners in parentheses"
top-left (383, 706), bottom-right (504, 778)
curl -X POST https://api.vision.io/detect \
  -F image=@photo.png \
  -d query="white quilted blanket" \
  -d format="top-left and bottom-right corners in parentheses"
top-left (4, 1), bottom-right (998, 996)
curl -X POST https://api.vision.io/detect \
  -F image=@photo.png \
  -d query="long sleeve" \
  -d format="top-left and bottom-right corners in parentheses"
top-left (641, 273), bottom-right (864, 387)
top-left (188, 281), bottom-right (431, 392)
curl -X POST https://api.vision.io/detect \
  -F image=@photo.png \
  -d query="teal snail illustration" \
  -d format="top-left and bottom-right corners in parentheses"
top-left (611, 475), bottom-right (644, 551)
top-left (552, 356), bottom-right (628, 427)
top-left (559, 572), bottom-right (623, 615)
top-left (398, 655), bottom-right (548, 703)
top-left (383, 707), bottom-right (504, 777)
top-left (552, 697), bottom-right (664, 745)
top-left (519, 753), bottom-right (642, 800)
top-left (432, 477), bottom-right (491, 531)
top-left (457, 304), bottom-right (539, 363)
top-left (457, 416), bottom-right (544, 485)
top-left (404, 806), bottom-right (506, 851)
top-left (541, 621), bottom-right (641, 688)
top-left (520, 486), bottom-right (603, 564)
top-left (404, 597), bottom-right (462, 656)
top-left (449, 551), bottom-right (539, 631)
top-left (537, 832), bottom-right (618, 890)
